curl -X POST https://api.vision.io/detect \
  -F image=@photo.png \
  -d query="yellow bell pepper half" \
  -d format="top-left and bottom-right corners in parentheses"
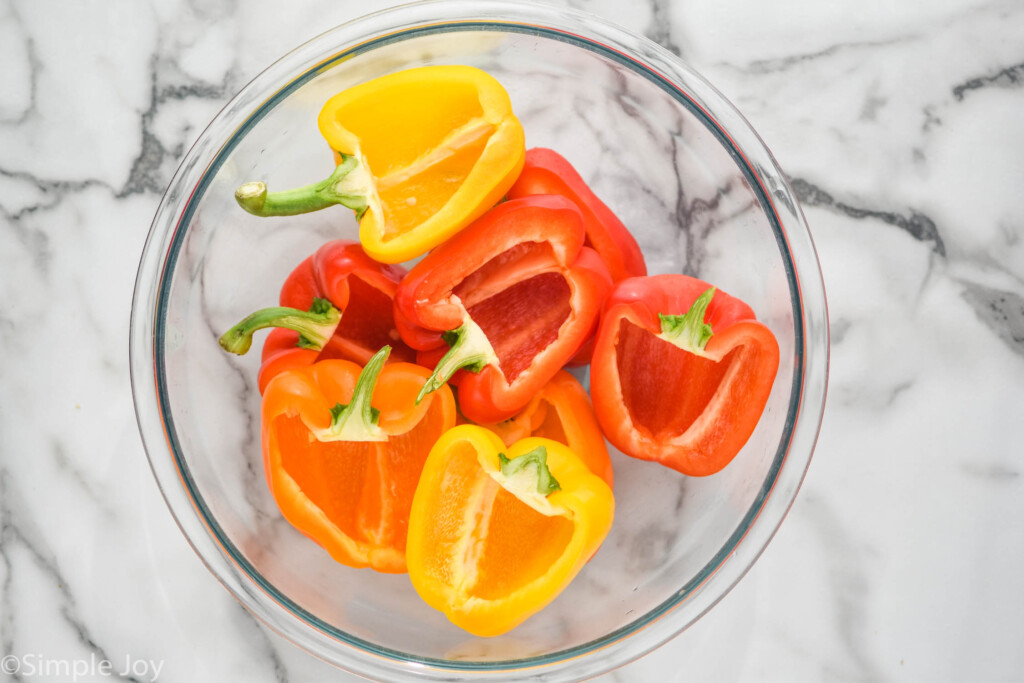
top-left (235, 65), bottom-right (525, 264)
top-left (406, 425), bottom-right (614, 637)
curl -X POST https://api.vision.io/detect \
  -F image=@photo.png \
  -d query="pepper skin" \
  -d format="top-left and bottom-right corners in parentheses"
top-left (394, 195), bottom-right (613, 424)
top-left (486, 371), bottom-right (613, 488)
top-left (590, 275), bottom-right (779, 476)
top-left (262, 347), bottom-right (456, 573)
top-left (234, 66), bottom-right (526, 263)
top-left (218, 240), bottom-right (414, 393)
top-left (507, 148), bottom-right (646, 282)
top-left (406, 425), bottom-right (614, 636)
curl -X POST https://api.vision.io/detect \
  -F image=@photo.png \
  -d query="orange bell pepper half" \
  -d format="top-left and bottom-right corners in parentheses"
top-left (217, 240), bottom-right (414, 393)
top-left (262, 347), bottom-right (456, 573)
top-left (234, 66), bottom-right (525, 263)
top-left (591, 275), bottom-right (779, 476)
top-left (486, 371), bottom-right (614, 488)
top-left (406, 425), bottom-right (614, 636)
top-left (394, 195), bottom-right (613, 424)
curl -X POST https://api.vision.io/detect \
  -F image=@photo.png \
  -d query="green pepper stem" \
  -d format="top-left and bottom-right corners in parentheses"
top-left (219, 297), bottom-right (340, 355)
top-left (316, 346), bottom-right (391, 443)
top-left (499, 446), bottom-right (561, 495)
top-left (658, 287), bottom-right (716, 355)
top-left (235, 154), bottom-right (372, 219)
top-left (415, 319), bottom-right (500, 404)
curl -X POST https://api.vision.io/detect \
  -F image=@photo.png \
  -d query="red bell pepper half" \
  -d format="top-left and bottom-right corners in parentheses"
top-left (394, 195), bottom-right (613, 424)
top-left (507, 148), bottom-right (646, 283)
top-left (507, 148), bottom-right (646, 365)
top-left (219, 240), bottom-right (414, 393)
top-left (590, 275), bottom-right (779, 476)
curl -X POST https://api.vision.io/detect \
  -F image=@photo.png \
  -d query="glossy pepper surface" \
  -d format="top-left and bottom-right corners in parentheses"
top-left (406, 425), bottom-right (614, 636)
top-left (218, 240), bottom-right (414, 393)
top-left (262, 347), bottom-right (456, 573)
top-left (486, 371), bottom-right (613, 488)
top-left (591, 275), bottom-right (779, 476)
top-left (394, 195), bottom-right (613, 424)
top-left (507, 148), bottom-right (646, 282)
top-left (235, 66), bottom-right (526, 263)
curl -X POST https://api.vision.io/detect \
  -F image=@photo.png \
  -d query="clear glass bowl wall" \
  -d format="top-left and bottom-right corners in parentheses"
top-left (132, 6), bottom-right (828, 681)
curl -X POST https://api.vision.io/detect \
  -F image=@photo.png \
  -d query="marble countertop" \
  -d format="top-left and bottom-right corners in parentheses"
top-left (3, 0), bottom-right (1023, 681)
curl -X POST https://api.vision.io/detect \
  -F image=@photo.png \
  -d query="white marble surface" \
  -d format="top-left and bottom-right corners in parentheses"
top-left (2, 0), bottom-right (1023, 681)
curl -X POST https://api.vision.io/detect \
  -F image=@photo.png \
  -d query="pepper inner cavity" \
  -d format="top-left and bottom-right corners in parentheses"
top-left (464, 272), bottom-right (571, 383)
top-left (420, 442), bottom-right (573, 598)
top-left (616, 320), bottom-right (739, 438)
top-left (330, 78), bottom-right (492, 238)
top-left (332, 275), bottom-right (411, 361)
top-left (276, 393), bottom-right (449, 551)
top-left (450, 241), bottom-right (572, 382)
top-left (468, 484), bottom-right (573, 600)
top-left (275, 414), bottom-right (377, 543)
top-left (377, 130), bottom-right (491, 236)
top-left (334, 79), bottom-right (484, 171)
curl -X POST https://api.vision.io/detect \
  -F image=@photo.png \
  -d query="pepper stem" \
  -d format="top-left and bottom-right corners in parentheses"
top-left (315, 346), bottom-right (391, 443)
top-left (235, 154), bottom-right (373, 219)
top-left (219, 297), bottom-right (340, 355)
top-left (415, 319), bottom-right (500, 404)
top-left (658, 287), bottom-right (716, 355)
top-left (498, 446), bottom-right (561, 495)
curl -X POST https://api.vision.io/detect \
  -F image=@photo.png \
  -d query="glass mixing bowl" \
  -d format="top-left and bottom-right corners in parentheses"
top-left (130, 1), bottom-right (829, 680)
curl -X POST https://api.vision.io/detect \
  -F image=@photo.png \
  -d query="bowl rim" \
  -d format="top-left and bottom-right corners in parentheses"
top-left (130, 1), bottom-right (830, 680)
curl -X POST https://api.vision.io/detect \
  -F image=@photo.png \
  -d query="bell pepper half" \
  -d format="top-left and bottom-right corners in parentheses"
top-left (591, 275), bottom-right (780, 476)
top-left (406, 424), bottom-right (614, 636)
top-left (217, 240), bottom-right (414, 393)
top-left (393, 195), bottom-right (613, 424)
top-left (486, 370), bottom-right (614, 488)
top-left (506, 148), bottom-right (648, 365)
top-left (262, 347), bottom-right (456, 573)
top-left (507, 148), bottom-right (646, 282)
top-left (234, 65), bottom-right (526, 263)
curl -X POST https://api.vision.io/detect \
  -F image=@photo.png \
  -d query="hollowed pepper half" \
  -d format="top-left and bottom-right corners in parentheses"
top-left (486, 371), bottom-right (614, 488)
top-left (218, 240), bottom-right (414, 393)
top-left (262, 347), bottom-right (456, 572)
top-left (406, 425), bottom-right (614, 636)
top-left (507, 148), bottom-right (647, 365)
top-left (394, 195), bottom-right (613, 424)
top-left (591, 275), bottom-right (780, 476)
top-left (235, 66), bottom-right (526, 263)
